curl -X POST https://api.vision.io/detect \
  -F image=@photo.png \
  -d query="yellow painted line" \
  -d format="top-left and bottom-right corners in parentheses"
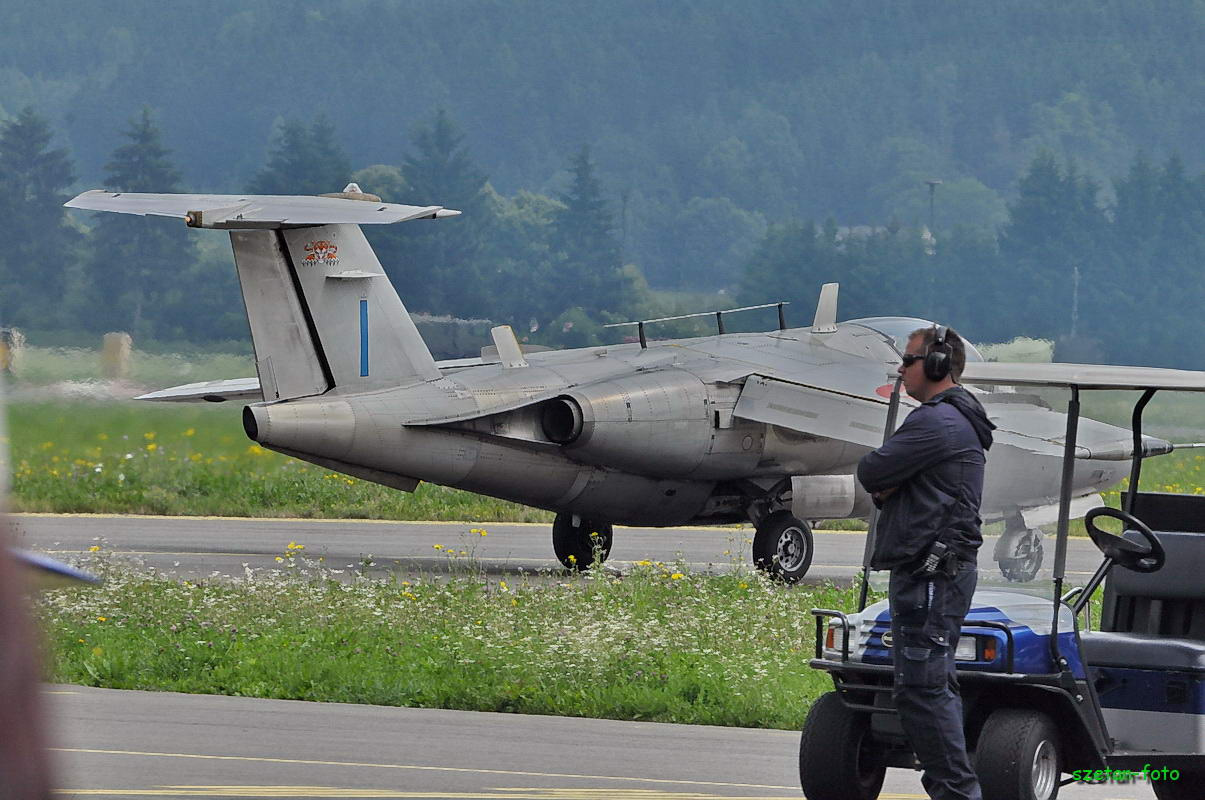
top-left (51, 749), bottom-right (794, 792)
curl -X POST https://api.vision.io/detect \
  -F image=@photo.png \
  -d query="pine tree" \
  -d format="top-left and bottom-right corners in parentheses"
top-left (548, 145), bottom-right (633, 318)
top-left (250, 117), bottom-right (352, 195)
top-left (370, 109), bottom-right (493, 317)
top-left (86, 108), bottom-right (196, 339)
top-left (0, 107), bottom-right (79, 328)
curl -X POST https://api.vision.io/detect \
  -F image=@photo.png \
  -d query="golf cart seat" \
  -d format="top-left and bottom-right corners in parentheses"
top-left (1080, 503), bottom-right (1205, 672)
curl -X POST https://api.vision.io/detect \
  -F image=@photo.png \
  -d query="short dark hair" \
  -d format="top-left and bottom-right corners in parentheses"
top-left (909, 325), bottom-right (967, 381)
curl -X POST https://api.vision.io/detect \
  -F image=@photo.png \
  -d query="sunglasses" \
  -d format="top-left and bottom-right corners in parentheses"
top-left (900, 353), bottom-right (926, 367)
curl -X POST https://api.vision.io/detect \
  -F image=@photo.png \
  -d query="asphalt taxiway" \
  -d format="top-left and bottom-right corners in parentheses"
top-left (12, 513), bottom-right (1112, 582)
top-left (48, 686), bottom-right (1154, 799)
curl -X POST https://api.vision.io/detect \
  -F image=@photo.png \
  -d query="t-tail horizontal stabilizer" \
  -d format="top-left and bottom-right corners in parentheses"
top-left (66, 189), bottom-right (462, 402)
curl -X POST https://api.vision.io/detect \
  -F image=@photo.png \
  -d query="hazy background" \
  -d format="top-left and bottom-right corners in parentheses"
top-left (1, 0), bottom-right (1203, 365)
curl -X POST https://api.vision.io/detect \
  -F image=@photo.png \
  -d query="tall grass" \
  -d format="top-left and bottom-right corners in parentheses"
top-left (39, 550), bottom-right (850, 728)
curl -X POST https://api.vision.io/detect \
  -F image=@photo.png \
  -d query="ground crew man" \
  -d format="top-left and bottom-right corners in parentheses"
top-left (856, 325), bottom-right (995, 800)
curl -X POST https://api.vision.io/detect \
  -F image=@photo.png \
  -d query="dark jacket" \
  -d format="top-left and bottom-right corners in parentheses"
top-left (857, 386), bottom-right (995, 570)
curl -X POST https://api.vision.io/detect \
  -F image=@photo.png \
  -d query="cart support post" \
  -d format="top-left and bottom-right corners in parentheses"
top-left (1050, 386), bottom-right (1080, 668)
top-left (1125, 389), bottom-right (1157, 515)
top-left (858, 377), bottom-right (903, 611)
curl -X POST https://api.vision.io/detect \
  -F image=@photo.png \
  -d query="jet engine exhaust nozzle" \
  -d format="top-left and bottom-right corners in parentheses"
top-left (541, 397), bottom-right (584, 444)
top-left (243, 405), bottom-right (262, 442)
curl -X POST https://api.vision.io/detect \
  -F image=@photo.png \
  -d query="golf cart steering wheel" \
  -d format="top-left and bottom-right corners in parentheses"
top-left (1083, 507), bottom-right (1164, 573)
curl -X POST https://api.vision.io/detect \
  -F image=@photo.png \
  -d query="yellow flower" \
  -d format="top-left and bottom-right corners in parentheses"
top-left (567, 554), bottom-right (577, 564)
top-left (739, 582), bottom-right (749, 589)
top-left (143, 432), bottom-right (155, 441)
top-left (88, 545), bottom-right (101, 552)
top-left (670, 573), bottom-right (685, 580)
top-left (97, 616), bottom-right (107, 622)
top-left (189, 452), bottom-right (202, 462)
top-left (287, 541), bottom-right (304, 550)
top-left (499, 580), bottom-right (509, 593)
top-left (183, 428), bottom-right (196, 437)
top-left (274, 556), bottom-right (284, 563)
top-left (146, 443), bottom-right (158, 452)
top-left (433, 544), bottom-right (444, 550)
top-left (246, 444), bottom-right (266, 456)
top-left (97, 433), bottom-right (108, 441)
top-left (91, 646), bottom-right (104, 658)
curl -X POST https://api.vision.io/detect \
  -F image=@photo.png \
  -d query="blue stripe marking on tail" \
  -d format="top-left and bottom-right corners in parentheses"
top-left (359, 299), bottom-right (369, 377)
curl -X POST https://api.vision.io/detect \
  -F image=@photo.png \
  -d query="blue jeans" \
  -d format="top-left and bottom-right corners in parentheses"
top-left (889, 562), bottom-right (983, 800)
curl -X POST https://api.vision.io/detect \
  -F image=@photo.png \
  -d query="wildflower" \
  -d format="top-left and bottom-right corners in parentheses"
top-left (670, 573), bottom-right (685, 580)
top-left (274, 557), bottom-right (284, 563)
top-left (97, 616), bottom-right (107, 622)
top-left (287, 541), bottom-right (304, 551)
top-left (144, 432), bottom-right (156, 441)
top-left (91, 647), bottom-right (103, 658)
top-left (246, 444), bottom-right (266, 456)
top-left (189, 453), bottom-right (202, 462)
top-left (146, 443), bottom-right (158, 452)
top-left (88, 545), bottom-right (101, 552)
top-left (739, 582), bottom-right (749, 589)
top-left (183, 428), bottom-right (196, 437)
top-left (499, 580), bottom-right (509, 593)
top-left (433, 544), bottom-right (444, 550)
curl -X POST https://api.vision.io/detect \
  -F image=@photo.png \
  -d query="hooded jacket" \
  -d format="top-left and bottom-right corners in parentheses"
top-left (857, 386), bottom-right (996, 570)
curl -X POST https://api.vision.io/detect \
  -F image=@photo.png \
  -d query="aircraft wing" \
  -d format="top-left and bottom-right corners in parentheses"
top-left (65, 190), bottom-right (459, 229)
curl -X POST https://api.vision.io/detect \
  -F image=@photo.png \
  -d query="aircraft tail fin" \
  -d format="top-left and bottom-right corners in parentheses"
top-left (66, 189), bottom-right (460, 400)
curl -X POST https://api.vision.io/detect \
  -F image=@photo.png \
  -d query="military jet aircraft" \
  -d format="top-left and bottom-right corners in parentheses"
top-left (65, 185), bottom-right (1186, 582)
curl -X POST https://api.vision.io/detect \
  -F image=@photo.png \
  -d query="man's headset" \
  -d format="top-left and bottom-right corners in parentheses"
top-left (924, 325), bottom-right (952, 382)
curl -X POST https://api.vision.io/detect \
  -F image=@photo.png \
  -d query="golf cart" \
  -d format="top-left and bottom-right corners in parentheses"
top-left (800, 364), bottom-right (1205, 800)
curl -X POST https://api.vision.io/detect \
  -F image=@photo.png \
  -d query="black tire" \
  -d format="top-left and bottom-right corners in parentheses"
top-left (552, 513), bottom-right (613, 571)
top-left (799, 691), bottom-right (885, 800)
top-left (1153, 770), bottom-right (1205, 800)
top-left (974, 708), bottom-right (1060, 800)
top-left (999, 531), bottom-right (1043, 582)
top-left (753, 510), bottom-right (814, 583)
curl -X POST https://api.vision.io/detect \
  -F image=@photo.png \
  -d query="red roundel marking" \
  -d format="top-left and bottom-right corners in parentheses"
top-left (876, 383), bottom-right (916, 402)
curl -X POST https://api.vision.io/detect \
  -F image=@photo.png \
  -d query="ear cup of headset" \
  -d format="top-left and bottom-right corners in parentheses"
top-left (923, 325), bottom-right (951, 381)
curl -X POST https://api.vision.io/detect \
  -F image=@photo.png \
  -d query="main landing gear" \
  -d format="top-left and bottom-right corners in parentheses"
top-left (753, 510), bottom-right (814, 583)
top-left (552, 512), bottom-right (613, 571)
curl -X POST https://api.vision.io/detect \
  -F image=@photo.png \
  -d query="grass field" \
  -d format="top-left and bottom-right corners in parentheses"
top-left (38, 551), bottom-right (847, 729)
top-left (4, 399), bottom-right (1203, 521)
top-left (4, 401), bottom-right (552, 521)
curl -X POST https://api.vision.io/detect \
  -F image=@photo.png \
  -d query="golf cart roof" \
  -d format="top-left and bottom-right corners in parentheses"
top-left (961, 362), bottom-right (1205, 392)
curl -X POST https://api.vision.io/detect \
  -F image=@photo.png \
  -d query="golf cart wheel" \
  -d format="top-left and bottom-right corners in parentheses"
top-left (1153, 770), bottom-right (1205, 800)
top-left (974, 708), bottom-right (1060, 800)
top-left (552, 513), bottom-right (613, 571)
top-left (753, 510), bottom-right (814, 583)
top-left (799, 691), bottom-right (885, 800)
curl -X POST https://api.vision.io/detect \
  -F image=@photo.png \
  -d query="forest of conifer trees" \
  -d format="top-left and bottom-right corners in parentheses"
top-left (1, 2), bottom-right (1204, 367)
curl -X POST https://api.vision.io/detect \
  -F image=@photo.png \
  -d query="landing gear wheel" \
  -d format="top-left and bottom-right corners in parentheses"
top-left (974, 708), bottom-right (1060, 800)
top-left (799, 691), bottom-right (885, 800)
top-left (753, 510), bottom-right (814, 583)
top-left (999, 530), bottom-right (1044, 582)
top-left (552, 513), bottom-right (613, 571)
